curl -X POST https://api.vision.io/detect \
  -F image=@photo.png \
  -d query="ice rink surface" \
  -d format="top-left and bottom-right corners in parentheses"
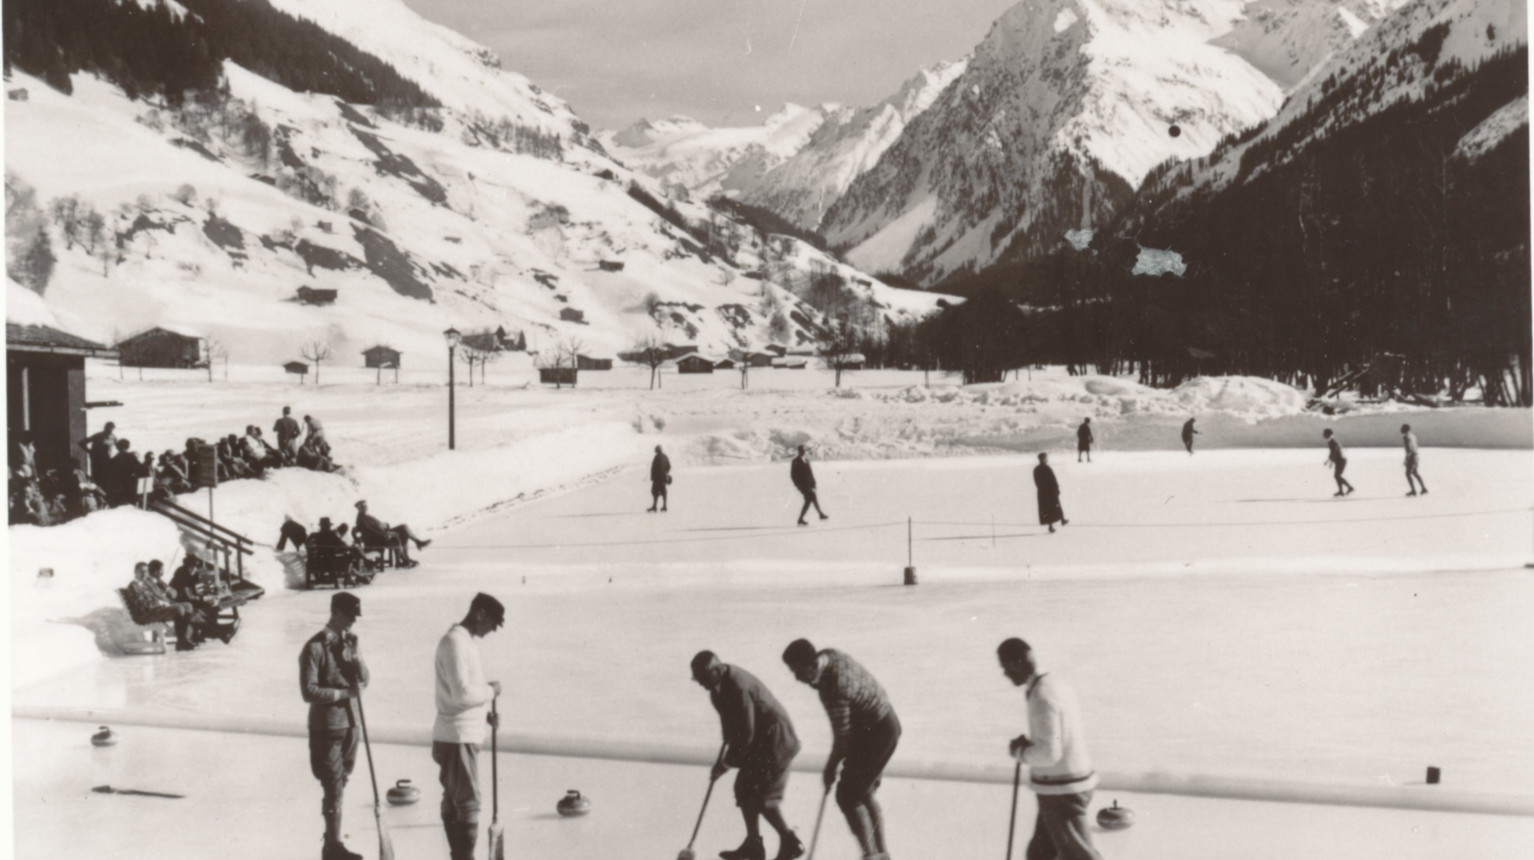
top-left (12, 450), bottom-right (1534, 858)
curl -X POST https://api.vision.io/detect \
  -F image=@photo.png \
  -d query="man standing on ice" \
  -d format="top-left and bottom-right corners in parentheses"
top-left (300, 591), bottom-right (369, 860)
top-left (1322, 429), bottom-right (1355, 497)
top-left (692, 651), bottom-right (804, 860)
top-left (1076, 419), bottom-right (1093, 463)
top-left (782, 639), bottom-right (899, 860)
top-left (791, 445), bottom-right (829, 526)
top-left (433, 593), bottom-right (504, 860)
top-left (1402, 424), bottom-right (1428, 496)
top-left (1033, 453), bottom-right (1067, 533)
top-left (648, 444), bottom-right (671, 512)
top-left (997, 638), bottom-right (1102, 860)
top-left (1181, 417), bottom-right (1199, 454)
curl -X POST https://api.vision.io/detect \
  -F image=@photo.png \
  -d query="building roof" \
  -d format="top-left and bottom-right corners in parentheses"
top-left (362, 345), bottom-right (401, 356)
top-left (284, 361), bottom-right (309, 372)
top-left (6, 323), bottom-right (117, 358)
top-left (119, 324), bottom-right (202, 343)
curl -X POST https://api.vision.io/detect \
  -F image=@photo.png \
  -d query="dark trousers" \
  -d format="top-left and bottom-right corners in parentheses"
top-left (797, 489), bottom-right (824, 522)
top-left (310, 728), bottom-right (359, 840)
top-left (836, 710), bottom-right (900, 811)
top-left (1025, 791), bottom-right (1102, 860)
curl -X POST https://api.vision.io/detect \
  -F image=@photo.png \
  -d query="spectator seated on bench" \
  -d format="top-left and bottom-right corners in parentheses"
top-left (123, 561), bottom-right (236, 651)
top-left (304, 518), bottom-right (374, 588)
top-left (353, 500), bottom-right (427, 568)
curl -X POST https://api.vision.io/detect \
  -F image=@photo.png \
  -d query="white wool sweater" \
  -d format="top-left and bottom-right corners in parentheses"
top-left (433, 624), bottom-right (495, 744)
top-left (1016, 673), bottom-right (1099, 795)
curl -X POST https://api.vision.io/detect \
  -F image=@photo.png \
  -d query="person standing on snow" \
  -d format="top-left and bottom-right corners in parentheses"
top-left (275, 406), bottom-right (304, 464)
top-left (1033, 453), bottom-right (1068, 534)
top-left (433, 593), bottom-right (505, 860)
top-left (300, 591), bottom-right (369, 860)
top-left (1322, 429), bottom-right (1355, 497)
top-left (692, 651), bottom-right (804, 860)
top-left (997, 637), bottom-right (1102, 860)
top-left (648, 445), bottom-right (671, 512)
top-left (791, 446), bottom-right (829, 526)
top-left (1182, 417), bottom-right (1200, 455)
top-left (782, 639), bottom-right (899, 860)
top-left (1402, 424), bottom-right (1428, 496)
top-left (1076, 419), bottom-right (1094, 463)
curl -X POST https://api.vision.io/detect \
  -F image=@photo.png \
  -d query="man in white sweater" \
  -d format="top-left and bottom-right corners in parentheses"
top-left (998, 638), bottom-right (1102, 860)
top-left (433, 593), bottom-right (505, 860)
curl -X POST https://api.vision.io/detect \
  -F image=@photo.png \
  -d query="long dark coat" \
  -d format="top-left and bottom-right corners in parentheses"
top-left (1033, 463), bottom-right (1064, 525)
top-left (791, 456), bottom-right (815, 492)
top-left (650, 452), bottom-right (671, 492)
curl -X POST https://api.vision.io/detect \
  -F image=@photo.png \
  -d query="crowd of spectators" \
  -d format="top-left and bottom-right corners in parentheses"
top-left (8, 408), bottom-right (341, 526)
top-left (121, 556), bottom-right (240, 650)
top-left (276, 499), bottom-right (431, 576)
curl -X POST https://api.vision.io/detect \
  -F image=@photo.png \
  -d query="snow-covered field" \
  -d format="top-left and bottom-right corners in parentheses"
top-left (8, 369), bottom-right (1534, 858)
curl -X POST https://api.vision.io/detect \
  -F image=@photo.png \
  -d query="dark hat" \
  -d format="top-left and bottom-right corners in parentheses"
top-left (469, 592), bottom-right (505, 623)
top-left (355, 500), bottom-right (367, 509)
top-left (332, 591), bottom-right (362, 617)
top-left (319, 516), bottom-right (332, 529)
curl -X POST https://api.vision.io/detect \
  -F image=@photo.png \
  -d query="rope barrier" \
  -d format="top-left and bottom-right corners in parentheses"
top-left (18, 705), bottom-right (1534, 818)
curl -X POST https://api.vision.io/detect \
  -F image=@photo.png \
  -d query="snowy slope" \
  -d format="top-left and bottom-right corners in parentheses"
top-left (816, 0), bottom-right (1407, 284)
top-left (741, 59), bottom-right (970, 231)
top-left (599, 104), bottom-right (834, 202)
top-left (1145, 0), bottom-right (1527, 200)
top-left (5, 0), bottom-right (950, 369)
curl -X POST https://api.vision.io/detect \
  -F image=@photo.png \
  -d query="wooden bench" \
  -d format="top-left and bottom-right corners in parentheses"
top-left (304, 537), bottom-right (375, 589)
top-left (117, 586), bottom-right (172, 655)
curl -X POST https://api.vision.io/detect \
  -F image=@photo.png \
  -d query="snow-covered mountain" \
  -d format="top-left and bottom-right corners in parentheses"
top-left (741, 59), bottom-right (970, 232)
top-left (599, 104), bottom-right (834, 202)
top-left (4, 0), bottom-right (944, 370)
top-left (816, 0), bottom-right (1409, 285)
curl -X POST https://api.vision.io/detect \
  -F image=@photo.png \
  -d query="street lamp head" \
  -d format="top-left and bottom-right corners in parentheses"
top-left (444, 327), bottom-right (462, 348)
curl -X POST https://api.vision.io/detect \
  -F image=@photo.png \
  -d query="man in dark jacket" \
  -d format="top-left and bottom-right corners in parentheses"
top-left (1322, 429), bottom-right (1355, 497)
top-left (108, 438), bottom-right (145, 507)
top-left (783, 639), bottom-right (899, 860)
top-left (300, 591), bottom-right (369, 860)
top-left (1033, 453), bottom-right (1068, 533)
top-left (275, 406), bottom-right (304, 464)
top-left (648, 445), bottom-right (671, 513)
top-left (1076, 419), bottom-right (1093, 463)
top-left (790, 446), bottom-right (829, 526)
top-left (1182, 417), bottom-right (1200, 455)
top-left (79, 421), bottom-right (117, 479)
top-left (693, 651), bottom-right (804, 860)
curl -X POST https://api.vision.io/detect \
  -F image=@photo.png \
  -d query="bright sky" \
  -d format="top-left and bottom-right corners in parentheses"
top-left (402, 0), bottom-right (1018, 131)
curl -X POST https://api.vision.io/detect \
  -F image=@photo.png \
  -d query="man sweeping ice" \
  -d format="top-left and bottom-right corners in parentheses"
top-left (299, 592), bottom-right (369, 860)
top-left (783, 639), bottom-right (899, 860)
top-left (692, 651), bottom-right (804, 860)
top-left (433, 593), bottom-right (505, 860)
top-left (997, 638), bottom-right (1102, 860)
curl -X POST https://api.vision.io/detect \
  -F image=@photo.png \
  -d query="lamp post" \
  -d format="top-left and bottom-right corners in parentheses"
top-left (444, 327), bottom-right (461, 450)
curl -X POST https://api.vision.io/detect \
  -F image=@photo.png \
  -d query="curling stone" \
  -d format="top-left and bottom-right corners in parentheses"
top-left (386, 779), bottom-right (421, 806)
top-left (556, 790), bottom-right (592, 817)
top-left (91, 726), bottom-right (117, 747)
top-left (1096, 799), bottom-right (1134, 830)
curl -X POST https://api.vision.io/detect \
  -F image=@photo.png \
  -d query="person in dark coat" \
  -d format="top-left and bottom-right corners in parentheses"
top-left (278, 515), bottom-right (310, 552)
top-left (1322, 429), bottom-right (1355, 497)
top-left (1033, 453), bottom-right (1068, 533)
top-left (108, 439), bottom-right (145, 507)
top-left (693, 651), bottom-right (804, 860)
top-left (1182, 418), bottom-right (1200, 455)
top-left (300, 591), bottom-right (369, 860)
top-left (275, 406), bottom-right (304, 464)
top-left (790, 446), bottom-right (829, 526)
top-left (1076, 419), bottom-right (1094, 463)
top-left (354, 500), bottom-right (429, 567)
top-left (79, 421), bottom-right (117, 480)
top-left (648, 445), bottom-right (671, 513)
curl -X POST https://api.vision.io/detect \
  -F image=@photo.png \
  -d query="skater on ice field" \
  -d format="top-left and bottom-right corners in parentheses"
top-left (354, 499), bottom-right (430, 567)
top-left (1322, 429), bottom-right (1355, 497)
top-left (1033, 453), bottom-right (1068, 534)
top-left (1181, 417), bottom-right (1199, 454)
top-left (782, 639), bottom-right (899, 860)
top-left (997, 638), bottom-right (1102, 860)
top-left (1076, 419), bottom-right (1093, 463)
top-left (300, 591), bottom-right (369, 860)
top-left (1402, 424), bottom-right (1428, 496)
top-left (433, 592), bottom-right (505, 860)
top-left (648, 444), bottom-right (671, 512)
top-left (691, 650), bottom-right (804, 860)
top-left (790, 445), bottom-right (830, 526)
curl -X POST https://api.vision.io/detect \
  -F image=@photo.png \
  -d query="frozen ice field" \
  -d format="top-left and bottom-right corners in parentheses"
top-left (11, 450), bottom-right (1534, 859)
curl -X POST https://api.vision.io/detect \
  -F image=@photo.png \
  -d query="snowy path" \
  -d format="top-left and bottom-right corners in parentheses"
top-left (11, 450), bottom-right (1534, 858)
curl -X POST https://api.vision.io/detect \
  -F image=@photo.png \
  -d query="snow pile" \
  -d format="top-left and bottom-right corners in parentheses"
top-left (1171, 376), bottom-right (1311, 420)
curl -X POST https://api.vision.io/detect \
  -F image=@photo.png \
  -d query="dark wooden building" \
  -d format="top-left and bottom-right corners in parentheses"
top-left (675, 354), bottom-right (715, 374)
top-left (284, 361), bottom-right (309, 382)
top-left (296, 286), bottom-right (339, 306)
top-left (116, 326), bottom-right (203, 368)
top-left (559, 308), bottom-right (587, 324)
top-left (539, 367), bottom-right (578, 386)
top-left (576, 354), bottom-right (612, 371)
top-left (362, 345), bottom-right (402, 369)
top-left (7, 323), bottom-right (118, 474)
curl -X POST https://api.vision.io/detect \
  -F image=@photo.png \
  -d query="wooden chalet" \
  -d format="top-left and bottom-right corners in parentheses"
top-left (7, 323), bottom-right (118, 474)
top-left (675, 354), bottom-right (715, 374)
top-left (116, 326), bottom-right (203, 368)
top-left (362, 345), bottom-right (402, 369)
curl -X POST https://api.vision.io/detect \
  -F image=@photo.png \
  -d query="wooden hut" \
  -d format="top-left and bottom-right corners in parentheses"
top-left (675, 354), bottom-right (715, 374)
top-left (116, 326), bottom-right (203, 368)
top-left (576, 354), bottom-right (613, 371)
top-left (284, 361), bottom-right (309, 383)
top-left (362, 345), bottom-right (402, 369)
top-left (6, 323), bottom-right (118, 474)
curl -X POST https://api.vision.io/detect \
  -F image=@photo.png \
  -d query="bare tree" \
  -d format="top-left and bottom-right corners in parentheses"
top-left (301, 340), bottom-right (332, 384)
top-left (172, 184), bottom-right (197, 207)
top-left (628, 333), bottom-right (667, 390)
top-left (205, 339), bottom-right (228, 382)
top-left (458, 343), bottom-right (485, 387)
top-left (819, 315), bottom-right (861, 388)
